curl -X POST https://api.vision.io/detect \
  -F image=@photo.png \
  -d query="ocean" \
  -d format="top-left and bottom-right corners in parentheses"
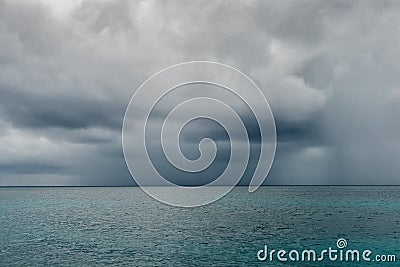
top-left (1, 186), bottom-right (399, 266)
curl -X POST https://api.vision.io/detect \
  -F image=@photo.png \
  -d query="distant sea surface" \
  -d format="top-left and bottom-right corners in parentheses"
top-left (1, 186), bottom-right (400, 266)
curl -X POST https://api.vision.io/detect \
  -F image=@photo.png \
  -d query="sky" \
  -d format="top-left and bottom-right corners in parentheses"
top-left (0, 0), bottom-right (400, 186)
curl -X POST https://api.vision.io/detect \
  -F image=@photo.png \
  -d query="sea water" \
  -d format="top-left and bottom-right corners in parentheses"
top-left (1, 186), bottom-right (399, 266)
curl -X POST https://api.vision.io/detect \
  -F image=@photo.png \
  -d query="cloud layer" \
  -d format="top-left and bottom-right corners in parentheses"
top-left (0, 0), bottom-right (400, 185)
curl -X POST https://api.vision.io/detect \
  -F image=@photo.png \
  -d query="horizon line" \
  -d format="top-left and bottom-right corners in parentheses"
top-left (1, 185), bottom-right (400, 188)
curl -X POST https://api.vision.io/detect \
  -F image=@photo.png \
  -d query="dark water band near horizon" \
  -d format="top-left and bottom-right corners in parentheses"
top-left (1, 186), bottom-right (399, 266)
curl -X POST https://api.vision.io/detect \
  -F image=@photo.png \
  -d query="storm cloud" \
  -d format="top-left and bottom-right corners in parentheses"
top-left (0, 0), bottom-right (399, 185)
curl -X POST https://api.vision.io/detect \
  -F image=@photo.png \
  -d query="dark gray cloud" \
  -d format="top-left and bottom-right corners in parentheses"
top-left (0, 0), bottom-right (400, 185)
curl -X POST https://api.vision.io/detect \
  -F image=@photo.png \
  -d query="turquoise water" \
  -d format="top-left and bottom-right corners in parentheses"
top-left (0, 186), bottom-right (399, 266)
